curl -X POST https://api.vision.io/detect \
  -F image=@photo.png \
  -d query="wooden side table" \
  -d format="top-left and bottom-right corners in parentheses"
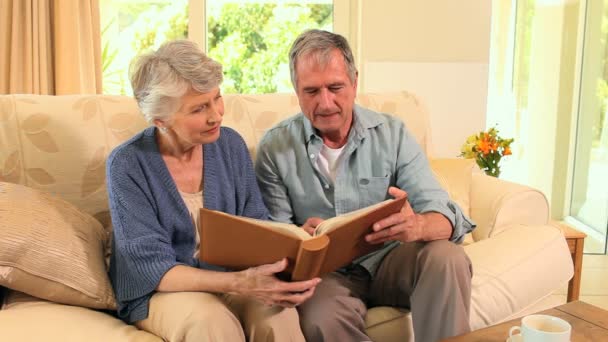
top-left (442, 301), bottom-right (608, 341)
top-left (551, 221), bottom-right (587, 302)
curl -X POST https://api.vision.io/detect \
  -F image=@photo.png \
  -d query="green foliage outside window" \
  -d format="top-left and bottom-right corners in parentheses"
top-left (101, 0), bottom-right (189, 95)
top-left (207, 3), bottom-right (332, 94)
top-left (101, 1), bottom-right (332, 95)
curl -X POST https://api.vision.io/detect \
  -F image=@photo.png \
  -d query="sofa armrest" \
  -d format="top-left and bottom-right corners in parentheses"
top-left (470, 173), bottom-right (549, 241)
top-left (464, 224), bottom-right (573, 330)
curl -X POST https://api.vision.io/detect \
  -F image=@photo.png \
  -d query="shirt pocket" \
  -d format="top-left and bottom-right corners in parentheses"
top-left (358, 175), bottom-right (390, 208)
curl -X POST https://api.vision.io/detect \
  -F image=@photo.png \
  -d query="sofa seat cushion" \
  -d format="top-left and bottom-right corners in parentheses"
top-left (0, 291), bottom-right (160, 342)
top-left (365, 306), bottom-right (413, 342)
top-left (0, 182), bottom-right (115, 309)
top-left (1, 294), bottom-right (414, 342)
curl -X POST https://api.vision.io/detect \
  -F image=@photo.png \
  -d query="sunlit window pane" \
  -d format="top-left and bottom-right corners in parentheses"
top-left (570, 0), bottom-right (608, 253)
top-left (206, 0), bottom-right (333, 94)
top-left (491, 0), bottom-right (607, 252)
top-left (100, 0), bottom-right (333, 95)
top-left (100, 0), bottom-right (188, 95)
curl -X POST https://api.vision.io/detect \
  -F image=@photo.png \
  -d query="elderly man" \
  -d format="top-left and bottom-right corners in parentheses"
top-left (255, 29), bottom-right (476, 342)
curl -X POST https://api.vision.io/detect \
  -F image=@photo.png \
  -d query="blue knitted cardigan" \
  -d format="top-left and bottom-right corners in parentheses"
top-left (106, 126), bottom-right (268, 323)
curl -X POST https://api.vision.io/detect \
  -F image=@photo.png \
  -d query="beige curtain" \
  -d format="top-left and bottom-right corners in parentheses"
top-left (0, 0), bottom-right (101, 95)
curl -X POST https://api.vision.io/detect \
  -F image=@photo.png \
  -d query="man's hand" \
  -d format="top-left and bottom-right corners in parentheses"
top-left (302, 217), bottom-right (324, 236)
top-left (365, 187), bottom-right (425, 244)
top-left (232, 259), bottom-right (321, 307)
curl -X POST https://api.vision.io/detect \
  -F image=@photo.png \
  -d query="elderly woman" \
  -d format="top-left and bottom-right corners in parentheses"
top-left (106, 40), bottom-right (320, 342)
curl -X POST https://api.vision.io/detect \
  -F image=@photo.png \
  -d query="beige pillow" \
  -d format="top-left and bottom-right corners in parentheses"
top-left (429, 158), bottom-right (478, 215)
top-left (0, 182), bottom-right (116, 309)
top-left (430, 158), bottom-right (478, 244)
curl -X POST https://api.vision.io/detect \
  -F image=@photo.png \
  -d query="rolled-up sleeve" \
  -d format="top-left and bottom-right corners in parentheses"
top-left (394, 122), bottom-right (476, 243)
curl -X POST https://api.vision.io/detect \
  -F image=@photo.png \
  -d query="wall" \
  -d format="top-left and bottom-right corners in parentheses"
top-left (354, 0), bottom-right (492, 158)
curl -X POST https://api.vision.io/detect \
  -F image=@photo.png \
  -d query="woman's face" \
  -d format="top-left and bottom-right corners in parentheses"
top-left (164, 87), bottom-right (224, 146)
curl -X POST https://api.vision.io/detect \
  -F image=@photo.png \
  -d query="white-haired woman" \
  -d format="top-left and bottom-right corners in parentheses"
top-left (106, 40), bottom-right (319, 342)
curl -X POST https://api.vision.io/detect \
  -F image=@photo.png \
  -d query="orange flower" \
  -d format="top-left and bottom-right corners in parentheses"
top-left (460, 127), bottom-right (514, 177)
top-left (477, 139), bottom-right (491, 155)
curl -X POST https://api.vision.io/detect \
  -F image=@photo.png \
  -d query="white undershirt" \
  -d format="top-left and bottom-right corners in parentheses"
top-left (317, 144), bottom-right (346, 184)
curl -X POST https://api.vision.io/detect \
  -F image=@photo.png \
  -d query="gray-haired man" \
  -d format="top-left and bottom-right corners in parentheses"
top-left (255, 29), bottom-right (475, 342)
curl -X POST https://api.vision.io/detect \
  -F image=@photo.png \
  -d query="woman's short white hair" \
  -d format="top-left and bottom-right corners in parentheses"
top-left (130, 40), bottom-right (223, 123)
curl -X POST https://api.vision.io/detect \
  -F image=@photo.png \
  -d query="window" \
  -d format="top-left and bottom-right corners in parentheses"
top-left (101, 0), bottom-right (337, 95)
top-left (569, 0), bottom-right (608, 253)
top-left (100, 0), bottom-right (188, 95)
top-left (206, 1), bottom-right (332, 94)
top-left (488, 0), bottom-right (608, 254)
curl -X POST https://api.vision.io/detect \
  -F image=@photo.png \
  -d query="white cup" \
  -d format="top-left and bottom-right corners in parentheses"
top-left (509, 314), bottom-right (571, 342)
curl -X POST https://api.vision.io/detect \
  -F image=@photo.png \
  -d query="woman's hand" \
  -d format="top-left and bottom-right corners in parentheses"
top-left (232, 259), bottom-right (321, 307)
top-left (301, 217), bottom-right (324, 235)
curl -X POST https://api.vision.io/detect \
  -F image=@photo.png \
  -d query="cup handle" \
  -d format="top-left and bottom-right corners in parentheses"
top-left (509, 326), bottom-right (521, 337)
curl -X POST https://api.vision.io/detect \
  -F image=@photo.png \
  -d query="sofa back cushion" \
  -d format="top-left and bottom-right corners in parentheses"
top-left (221, 92), bottom-right (433, 159)
top-left (0, 95), bottom-right (147, 228)
top-left (0, 92), bottom-right (432, 220)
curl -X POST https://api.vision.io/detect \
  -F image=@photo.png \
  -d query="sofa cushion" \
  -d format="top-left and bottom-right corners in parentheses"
top-left (0, 182), bottom-right (116, 309)
top-left (0, 92), bottom-right (431, 215)
top-left (429, 158), bottom-right (478, 217)
top-left (365, 306), bottom-right (413, 342)
top-left (430, 158), bottom-right (479, 244)
top-left (0, 291), bottom-right (160, 342)
top-left (357, 92), bottom-right (433, 157)
top-left (219, 91), bottom-right (433, 160)
top-left (0, 95), bottom-right (148, 228)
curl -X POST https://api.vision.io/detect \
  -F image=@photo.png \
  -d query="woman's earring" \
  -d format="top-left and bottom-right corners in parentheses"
top-left (159, 126), bottom-right (167, 133)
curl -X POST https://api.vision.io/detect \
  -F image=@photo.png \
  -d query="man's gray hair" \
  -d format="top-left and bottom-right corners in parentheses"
top-left (288, 29), bottom-right (357, 88)
top-left (130, 40), bottom-right (223, 123)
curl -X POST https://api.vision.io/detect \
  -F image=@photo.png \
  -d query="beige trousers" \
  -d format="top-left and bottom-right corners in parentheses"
top-left (135, 291), bottom-right (305, 342)
top-left (298, 240), bottom-right (473, 342)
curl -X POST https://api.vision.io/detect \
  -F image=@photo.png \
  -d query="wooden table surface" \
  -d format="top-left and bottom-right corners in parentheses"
top-left (442, 301), bottom-right (608, 341)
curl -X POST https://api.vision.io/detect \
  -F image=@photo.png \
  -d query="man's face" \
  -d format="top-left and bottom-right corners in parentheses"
top-left (294, 49), bottom-right (357, 146)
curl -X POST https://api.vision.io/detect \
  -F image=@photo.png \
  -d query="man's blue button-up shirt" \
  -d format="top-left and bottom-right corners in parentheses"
top-left (255, 105), bottom-right (475, 276)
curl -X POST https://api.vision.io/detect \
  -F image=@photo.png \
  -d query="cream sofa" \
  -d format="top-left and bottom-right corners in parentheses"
top-left (0, 92), bottom-right (573, 341)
